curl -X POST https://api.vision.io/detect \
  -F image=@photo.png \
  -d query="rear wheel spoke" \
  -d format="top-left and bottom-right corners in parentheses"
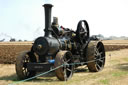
top-left (98, 45), bottom-right (102, 50)
top-left (98, 59), bottom-right (103, 63)
top-left (98, 59), bottom-right (104, 64)
top-left (96, 63), bottom-right (101, 70)
top-left (95, 48), bottom-right (99, 54)
top-left (99, 52), bottom-right (103, 57)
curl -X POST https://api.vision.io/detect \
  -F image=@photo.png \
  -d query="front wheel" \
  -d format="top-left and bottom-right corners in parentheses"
top-left (54, 51), bottom-right (74, 81)
top-left (15, 51), bottom-right (37, 80)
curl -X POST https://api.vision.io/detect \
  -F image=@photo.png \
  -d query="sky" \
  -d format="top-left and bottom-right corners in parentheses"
top-left (0, 0), bottom-right (128, 41)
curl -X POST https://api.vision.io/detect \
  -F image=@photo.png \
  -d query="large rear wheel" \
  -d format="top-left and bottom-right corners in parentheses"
top-left (87, 41), bottom-right (105, 72)
top-left (15, 51), bottom-right (37, 80)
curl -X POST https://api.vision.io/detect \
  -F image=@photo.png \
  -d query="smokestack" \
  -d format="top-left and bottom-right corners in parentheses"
top-left (43, 4), bottom-right (53, 37)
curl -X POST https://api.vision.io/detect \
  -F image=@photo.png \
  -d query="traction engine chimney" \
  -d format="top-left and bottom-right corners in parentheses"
top-left (43, 4), bottom-right (53, 37)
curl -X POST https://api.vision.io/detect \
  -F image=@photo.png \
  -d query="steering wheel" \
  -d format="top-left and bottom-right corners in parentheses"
top-left (76, 20), bottom-right (90, 44)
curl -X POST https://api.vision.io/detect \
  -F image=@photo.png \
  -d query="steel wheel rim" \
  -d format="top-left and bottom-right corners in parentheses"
top-left (95, 42), bottom-right (105, 70)
top-left (60, 52), bottom-right (73, 81)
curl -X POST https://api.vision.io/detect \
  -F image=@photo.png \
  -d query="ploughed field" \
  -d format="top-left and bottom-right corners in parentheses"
top-left (0, 40), bottom-right (128, 64)
top-left (0, 42), bottom-right (32, 64)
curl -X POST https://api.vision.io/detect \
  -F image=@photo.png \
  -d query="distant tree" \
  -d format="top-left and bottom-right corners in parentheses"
top-left (0, 39), bottom-right (5, 42)
top-left (109, 36), bottom-right (117, 40)
top-left (18, 40), bottom-right (22, 42)
top-left (97, 34), bottom-right (104, 39)
top-left (24, 40), bottom-right (27, 42)
top-left (93, 34), bottom-right (104, 40)
top-left (10, 38), bottom-right (16, 42)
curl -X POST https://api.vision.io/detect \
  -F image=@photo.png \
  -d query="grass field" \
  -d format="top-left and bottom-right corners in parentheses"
top-left (1, 49), bottom-right (128, 85)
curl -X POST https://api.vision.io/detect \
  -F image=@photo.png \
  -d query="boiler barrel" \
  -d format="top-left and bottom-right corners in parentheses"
top-left (33, 37), bottom-right (60, 55)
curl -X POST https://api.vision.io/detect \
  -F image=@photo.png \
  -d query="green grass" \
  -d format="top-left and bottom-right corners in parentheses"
top-left (112, 71), bottom-right (128, 77)
top-left (99, 79), bottom-right (109, 85)
top-left (99, 71), bottom-right (128, 85)
top-left (109, 60), bottom-right (120, 64)
top-left (123, 58), bottom-right (128, 62)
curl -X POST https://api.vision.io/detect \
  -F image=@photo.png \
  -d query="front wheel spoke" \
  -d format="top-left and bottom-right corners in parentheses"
top-left (63, 57), bottom-right (67, 61)
top-left (64, 68), bottom-right (67, 80)
top-left (66, 59), bottom-right (71, 63)
top-left (66, 68), bottom-right (72, 72)
top-left (64, 62), bottom-right (69, 66)
top-left (62, 60), bottom-right (65, 63)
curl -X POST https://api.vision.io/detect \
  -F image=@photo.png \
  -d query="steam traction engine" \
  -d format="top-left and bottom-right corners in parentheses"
top-left (15, 4), bottom-right (105, 81)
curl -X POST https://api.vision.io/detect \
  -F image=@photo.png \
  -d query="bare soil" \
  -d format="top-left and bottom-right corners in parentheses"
top-left (0, 45), bottom-right (32, 64)
top-left (1, 40), bottom-right (128, 64)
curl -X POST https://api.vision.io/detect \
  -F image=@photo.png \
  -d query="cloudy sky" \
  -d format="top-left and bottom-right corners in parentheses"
top-left (0, 0), bottom-right (128, 41)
